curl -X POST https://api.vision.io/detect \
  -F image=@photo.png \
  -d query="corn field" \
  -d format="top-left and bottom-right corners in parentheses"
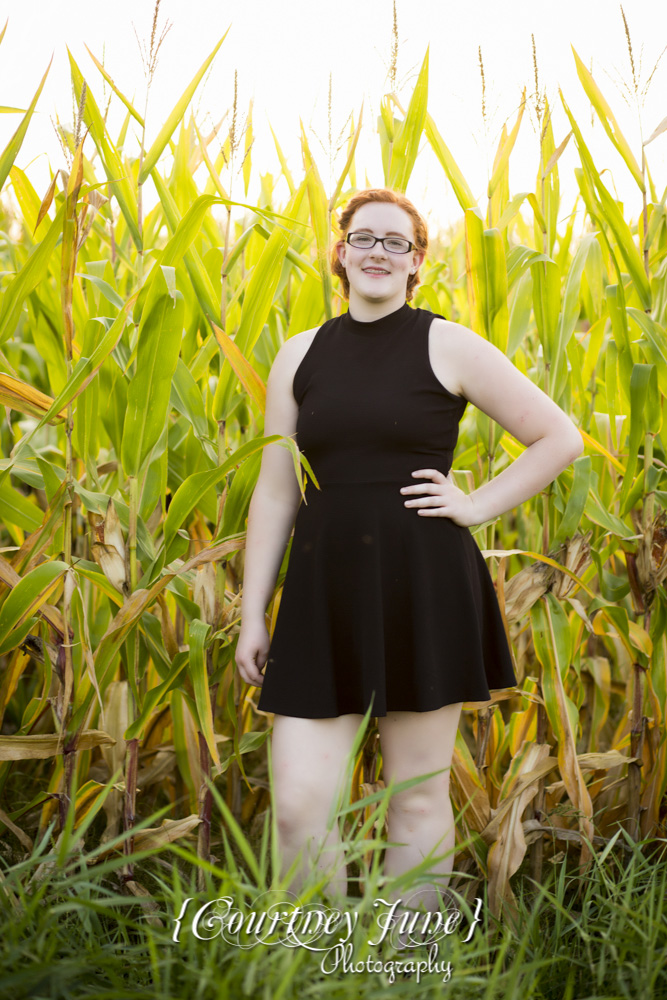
top-left (0, 16), bottom-right (666, 932)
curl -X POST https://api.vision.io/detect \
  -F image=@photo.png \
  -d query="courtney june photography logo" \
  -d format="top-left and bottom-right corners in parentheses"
top-left (172, 892), bottom-right (485, 983)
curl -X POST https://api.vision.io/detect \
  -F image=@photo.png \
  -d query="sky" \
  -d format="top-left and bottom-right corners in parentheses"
top-left (0, 0), bottom-right (665, 235)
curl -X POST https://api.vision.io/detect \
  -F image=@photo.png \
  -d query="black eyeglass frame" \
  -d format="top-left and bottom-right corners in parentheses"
top-left (345, 232), bottom-right (416, 254)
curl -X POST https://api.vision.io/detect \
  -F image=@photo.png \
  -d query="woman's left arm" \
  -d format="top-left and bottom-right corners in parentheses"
top-left (401, 322), bottom-right (584, 527)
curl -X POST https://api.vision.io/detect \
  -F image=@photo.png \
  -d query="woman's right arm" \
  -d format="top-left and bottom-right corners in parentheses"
top-left (235, 332), bottom-right (312, 687)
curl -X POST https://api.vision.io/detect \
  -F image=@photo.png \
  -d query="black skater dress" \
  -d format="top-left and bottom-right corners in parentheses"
top-left (256, 301), bottom-right (517, 719)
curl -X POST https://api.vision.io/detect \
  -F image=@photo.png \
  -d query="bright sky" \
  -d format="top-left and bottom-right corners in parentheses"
top-left (1, 0), bottom-right (665, 235)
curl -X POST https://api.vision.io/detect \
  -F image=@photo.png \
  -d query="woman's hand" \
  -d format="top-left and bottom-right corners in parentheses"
top-left (399, 468), bottom-right (481, 527)
top-left (235, 618), bottom-right (271, 687)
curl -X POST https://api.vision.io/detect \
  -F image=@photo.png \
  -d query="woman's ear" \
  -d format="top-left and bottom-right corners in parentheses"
top-left (335, 240), bottom-right (347, 268)
top-left (411, 250), bottom-right (426, 273)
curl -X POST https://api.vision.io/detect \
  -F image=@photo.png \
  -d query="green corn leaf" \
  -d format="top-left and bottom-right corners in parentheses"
top-left (10, 165), bottom-right (50, 238)
top-left (170, 357), bottom-right (211, 443)
top-left (216, 450), bottom-right (262, 540)
top-left (212, 225), bottom-right (289, 421)
top-left (138, 30), bottom-right (229, 183)
top-left (254, 223), bottom-right (319, 281)
top-left (0, 204), bottom-right (64, 346)
top-left (552, 455), bottom-right (591, 546)
top-left (465, 210), bottom-right (509, 351)
top-left (619, 364), bottom-right (654, 515)
top-left (301, 126), bottom-right (332, 319)
top-left (0, 561), bottom-right (68, 655)
top-left (0, 58), bottom-right (52, 192)
top-left (388, 48), bottom-right (429, 192)
top-left (77, 272), bottom-right (124, 309)
top-left (605, 284), bottom-right (633, 406)
top-left (530, 260), bottom-right (560, 365)
top-left (12, 304), bottom-right (132, 467)
top-left (488, 90), bottom-right (526, 198)
top-left (269, 122), bottom-right (295, 195)
top-left (0, 478), bottom-right (44, 533)
top-left (329, 103), bottom-right (363, 210)
top-left (645, 361), bottom-right (661, 435)
top-left (188, 619), bottom-right (219, 767)
top-left (162, 434), bottom-right (301, 561)
top-left (146, 177), bottom-right (221, 322)
top-left (483, 228), bottom-right (509, 353)
top-left (68, 50), bottom-right (142, 250)
top-left (530, 595), bottom-right (592, 829)
top-left (627, 308), bottom-right (667, 397)
top-left (507, 270), bottom-right (533, 356)
top-left (213, 322), bottom-right (266, 415)
top-left (71, 541), bottom-right (240, 732)
top-left (584, 483), bottom-right (632, 538)
top-left (243, 99), bottom-right (253, 196)
top-left (560, 88), bottom-right (650, 310)
top-left (537, 95), bottom-right (562, 256)
top-left (424, 113), bottom-right (477, 211)
top-left (84, 45), bottom-right (145, 126)
top-left (121, 286), bottom-right (185, 478)
top-left (526, 193), bottom-right (547, 235)
top-left (605, 341), bottom-right (620, 452)
top-left (571, 46), bottom-right (644, 192)
top-left (550, 233), bottom-right (598, 404)
top-left (124, 652), bottom-right (189, 742)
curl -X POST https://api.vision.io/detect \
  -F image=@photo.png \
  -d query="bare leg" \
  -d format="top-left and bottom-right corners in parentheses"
top-left (270, 712), bottom-right (366, 901)
top-left (377, 702), bottom-right (462, 920)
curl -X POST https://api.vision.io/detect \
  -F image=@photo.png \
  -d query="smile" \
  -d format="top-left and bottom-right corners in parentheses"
top-left (363, 268), bottom-right (390, 274)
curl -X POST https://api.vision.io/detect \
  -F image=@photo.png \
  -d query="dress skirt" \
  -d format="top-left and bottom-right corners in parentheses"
top-left (256, 477), bottom-right (517, 719)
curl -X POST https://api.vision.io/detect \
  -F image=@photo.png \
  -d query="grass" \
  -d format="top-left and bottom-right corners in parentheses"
top-left (1, 798), bottom-right (666, 1000)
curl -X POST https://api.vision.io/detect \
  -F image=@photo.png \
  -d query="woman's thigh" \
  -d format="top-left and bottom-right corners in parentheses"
top-left (270, 713), bottom-right (368, 818)
top-left (377, 703), bottom-right (463, 797)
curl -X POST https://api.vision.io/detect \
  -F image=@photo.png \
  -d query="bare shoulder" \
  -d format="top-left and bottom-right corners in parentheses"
top-left (429, 316), bottom-right (521, 394)
top-left (427, 316), bottom-right (484, 399)
top-left (267, 327), bottom-right (319, 409)
top-left (268, 327), bottom-right (320, 396)
top-left (428, 317), bottom-right (583, 451)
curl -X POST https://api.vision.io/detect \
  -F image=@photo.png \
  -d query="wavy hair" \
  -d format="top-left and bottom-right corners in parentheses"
top-left (331, 188), bottom-right (428, 301)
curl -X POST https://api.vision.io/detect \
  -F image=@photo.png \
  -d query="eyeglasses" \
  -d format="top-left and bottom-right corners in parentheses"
top-left (345, 232), bottom-right (415, 254)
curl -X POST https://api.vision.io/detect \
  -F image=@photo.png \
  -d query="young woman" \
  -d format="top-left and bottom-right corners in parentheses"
top-left (235, 188), bottom-right (583, 919)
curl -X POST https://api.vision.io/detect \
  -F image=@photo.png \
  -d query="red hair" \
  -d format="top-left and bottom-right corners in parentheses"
top-left (331, 188), bottom-right (428, 302)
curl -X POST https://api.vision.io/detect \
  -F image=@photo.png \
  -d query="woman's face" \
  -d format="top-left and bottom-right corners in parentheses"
top-left (336, 202), bottom-right (424, 304)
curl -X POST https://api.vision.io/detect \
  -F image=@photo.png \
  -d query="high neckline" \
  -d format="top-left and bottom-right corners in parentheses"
top-left (341, 301), bottom-right (413, 334)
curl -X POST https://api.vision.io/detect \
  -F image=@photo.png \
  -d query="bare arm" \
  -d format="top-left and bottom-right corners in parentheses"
top-left (460, 325), bottom-right (583, 521)
top-left (401, 322), bottom-right (584, 526)
top-left (236, 331), bottom-right (312, 685)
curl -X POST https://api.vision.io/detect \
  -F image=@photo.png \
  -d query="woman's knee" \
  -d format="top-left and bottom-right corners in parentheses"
top-left (272, 771), bottom-right (333, 832)
top-left (270, 713), bottom-right (364, 836)
top-left (386, 781), bottom-right (453, 824)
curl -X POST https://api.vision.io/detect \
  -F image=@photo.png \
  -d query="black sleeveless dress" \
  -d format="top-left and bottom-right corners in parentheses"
top-left (256, 302), bottom-right (517, 718)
